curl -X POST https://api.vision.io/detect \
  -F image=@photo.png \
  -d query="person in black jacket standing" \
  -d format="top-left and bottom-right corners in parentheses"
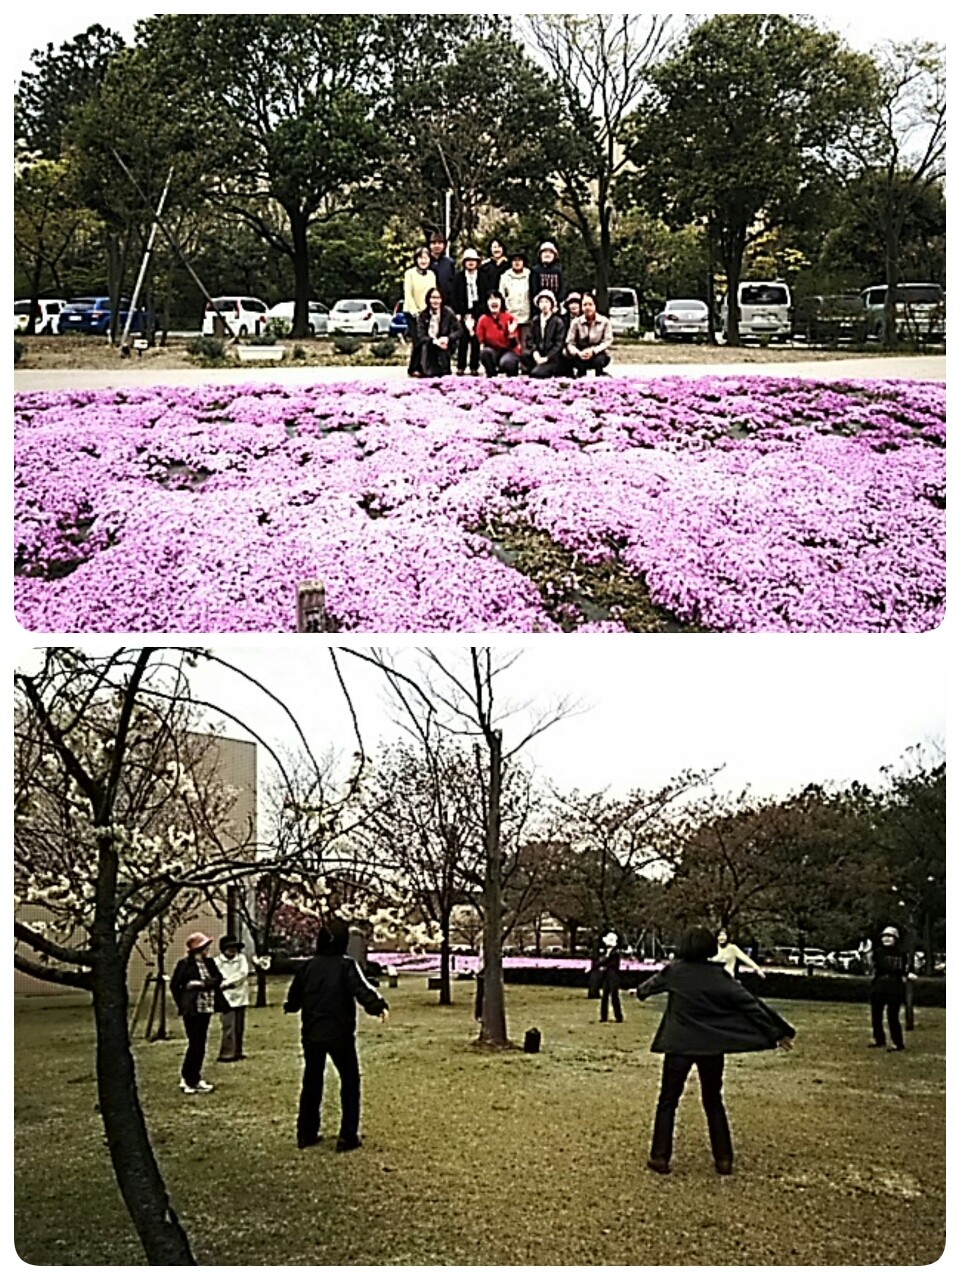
top-left (869, 925), bottom-right (914, 1051)
top-left (170, 931), bottom-right (228, 1094)
top-left (452, 247), bottom-right (485, 375)
top-left (637, 925), bottom-right (795, 1176)
top-left (427, 229), bottom-right (456, 305)
top-left (598, 931), bottom-right (624, 1023)
top-left (284, 917), bottom-right (389, 1151)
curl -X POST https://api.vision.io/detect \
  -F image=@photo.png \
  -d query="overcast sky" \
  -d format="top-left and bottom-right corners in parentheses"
top-left (27, 637), bottom-right (938, 802)
top-left (11, 7), bottom-right (948, 83)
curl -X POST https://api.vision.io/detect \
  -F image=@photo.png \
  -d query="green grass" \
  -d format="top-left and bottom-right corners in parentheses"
top-left (14, 978), bottom-right (945, 1266)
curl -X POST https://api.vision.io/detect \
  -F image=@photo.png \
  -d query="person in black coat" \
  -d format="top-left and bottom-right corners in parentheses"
top-left (521, 290), bottom-right (566, 378)
top-left (868, 925), bottom-right (914, 1051)
top-left (479, 237), bottom-right (511, 303)
top-left (529, 241), bottom-right (564, 314)
top-left (451, 247), bottom-right (485, 375)
top-left (284, 917), bottom-right (389, 1151)
top-left (416, 288), bottom-right (462, 378)
top-left (170, 931), bottom-right (228, 1094)
top-left (597, 931), bottom-right (624, 1023)
top-left (636, 925), bottom-right (796, 1176)
top-left (427, 229), bottom-right (456, 305)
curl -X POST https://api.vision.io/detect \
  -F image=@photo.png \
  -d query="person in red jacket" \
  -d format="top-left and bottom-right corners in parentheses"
top-left (476, 290), bottom-right (522, 377)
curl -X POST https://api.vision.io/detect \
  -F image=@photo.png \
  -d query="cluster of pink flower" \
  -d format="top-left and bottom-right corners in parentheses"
top-left (14, 375), bottom-right (945, 633)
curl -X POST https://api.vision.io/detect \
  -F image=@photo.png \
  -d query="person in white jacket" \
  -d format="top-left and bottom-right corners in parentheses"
top-left (710, 927), bottom-right (766, 981)
top-left (500, 251), bottom-right (532, 348)
top-left (214, 935), bottom-right (251, 1061)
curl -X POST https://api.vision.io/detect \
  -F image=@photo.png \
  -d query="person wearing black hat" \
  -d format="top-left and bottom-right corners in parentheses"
top-left (636, 925), bottom-right (795, 1176)
top-left (284, 917), bottom-right (390, 1151)
top-left (868, 926), bottom-right (914, 1051)
top-left (214, 935), bottom-right (251, 1062)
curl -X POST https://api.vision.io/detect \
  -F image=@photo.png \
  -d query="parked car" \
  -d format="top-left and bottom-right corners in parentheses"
top-left (608, 286), bottom-right (640, 335)
top-left (787, 947), bottom-right (827, 968)
top-left (861, 282), bottom-right (946, 344)
top-left (654, 298), bottom-right (710, 342)
top-left (264, 299), bottom-right (329, 337)
top-left (329, 298), bottom-right (392, 336)
top-left (58, 296), bottom-right (152, 335)
top-left (14, 298), bottom-right (68, 335)
top-left (721, 281), bottom-right (792, 342)
top-left (202, 296), bottom-right (269, 338)
top-left (835, 950), bottom-right (861, 972)
top-left (389, 302), bottom-right (409, 340)
top-left (792, 294), bottom-right (867, 345)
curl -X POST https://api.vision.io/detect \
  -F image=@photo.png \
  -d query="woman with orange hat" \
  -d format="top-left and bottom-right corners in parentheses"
top-left (170, 932), bottom-right (227, 1094)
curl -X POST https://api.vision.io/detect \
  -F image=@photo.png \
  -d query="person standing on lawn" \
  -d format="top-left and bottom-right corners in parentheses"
top-left (636, 925), bottom-right (795, 1176)
top-left (710, 927), bottom-right (766, 981)
top-left (214, 935), bottom-right (251, 1062)
top-left (452, 247), bottom-right (485, 376)
top-left (868, 925), bottom-right (914, 1051)
top-left (170, 932), bottom-right (227, 1094)
top-left (403, 246), bottom-right (437, 377)
top-left (598, 931), bottom-right (624, 1023)
top-left (284, 916), bottom-right (389, 1151)
top-left (477, 291), bottom-right (522, 377)
top-left (416, 287), bottom-right (461, 378)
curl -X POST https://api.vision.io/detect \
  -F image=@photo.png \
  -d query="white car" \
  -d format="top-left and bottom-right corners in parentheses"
top-left (329, 298), bottom-right (392, 336)
top-left (608, 286), bottom-right (640, 335)
top-left (265, 300), bottom-right (329, 337)
top-left (202, 296), bottom-right (269, 338)
top-left (788, 947), bottom-right (827, 968)
top-left (654, 299), bottom-right (710, 342)
top-left (14, 298), bottom-right (68, 334)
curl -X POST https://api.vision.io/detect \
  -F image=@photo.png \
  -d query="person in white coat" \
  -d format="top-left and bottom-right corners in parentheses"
top-left (214, 935), bottom-right (251, 1062)
top-left (710, 928), bottom-right (766, 981)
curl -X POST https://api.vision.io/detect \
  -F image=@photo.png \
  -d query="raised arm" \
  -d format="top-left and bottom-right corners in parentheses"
top-left (636, 966), bottom-right (671, 1001)
top-left (733, 944), bottom-right (765, 977)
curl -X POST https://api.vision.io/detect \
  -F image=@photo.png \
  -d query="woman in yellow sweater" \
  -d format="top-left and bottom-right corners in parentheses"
top-left (403, 246), bottom-right (436, 377)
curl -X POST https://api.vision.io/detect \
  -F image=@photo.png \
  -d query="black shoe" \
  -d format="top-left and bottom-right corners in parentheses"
top-left (647, 1157), bottom-right (671, 1175)
top-left (297, 1136), bottom-right (323, 1149)
top-left (336, 1136), bottom-right (363, 1153)
top-left (715, 1160), bottom-right (733, 1176)
top-left (868, 1042), bottom-right (886, 1049)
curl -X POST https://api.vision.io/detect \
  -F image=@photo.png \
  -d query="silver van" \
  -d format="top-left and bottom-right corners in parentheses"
top-left (861, 282), bottom-right (945, 343)
top-left (722, 281), bottom-right (792, 342)
top-left (607, 287), bottom-right (640, 335)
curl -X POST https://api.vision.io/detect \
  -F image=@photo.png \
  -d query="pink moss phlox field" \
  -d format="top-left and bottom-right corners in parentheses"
top-left (14, 375), bottom-right (945, 633)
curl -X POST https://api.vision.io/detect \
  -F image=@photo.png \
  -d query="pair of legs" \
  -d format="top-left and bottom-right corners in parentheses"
top-left (405, 315), bottom-right (421, 375)
top-left (870, 992), bottom-right (905, 1048)
top-left (218, 1006), bottom-right (246, 1061)
top-left (600, 979), bottom-right (623, 1023)
top-left (520, 355), bottom-right (562, 379)
top-left (457, 327), bottom-right (480, 374)
top-left (180, 1013), bottom-right (211, 1087)
top-left (480, 346), bottom-right (520, 377)
top-left (569, 352), bottom-right (611, 377)
top-left (297, 1039), bottom-right (362, 1148)
top-left (649, 1053), bottom-right (733, 1173)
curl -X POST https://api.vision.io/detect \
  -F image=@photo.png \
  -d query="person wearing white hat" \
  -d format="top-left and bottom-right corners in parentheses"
top-left (868, 926), bottom-right (914, 1051)
top-left (530, 240), bottom-right (564, 315)
top-left (170, 932), bottom-right (227, 1093)
top-left (597, 930), bottom-right (624, 1023)
top-left (521, 289), bottom-right (565, 379)
top-left (452, 248), bottom-right (484, 375)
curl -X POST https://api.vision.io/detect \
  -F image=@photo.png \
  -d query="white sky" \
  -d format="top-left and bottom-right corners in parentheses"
top-left (10, 7), bottom-right (948, 84)
top-left (23, 636), bottom-right (940, 803)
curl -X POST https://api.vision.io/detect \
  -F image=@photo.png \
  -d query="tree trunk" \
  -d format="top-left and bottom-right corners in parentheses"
top-left (438, 909), bottom-right (452, 1005)
top-left (256, 963), bottom-right (269, 1008)
top-left (289, 207), bottom-right (312, 340)
top-left (479, 731), bottom-right (508, 1047)
top-left (595, 208), bottom-right (612, 316)
top-left (91, 949), bottom-right (195, 1264)
top-left (882, 223), bottom-right (901, 351)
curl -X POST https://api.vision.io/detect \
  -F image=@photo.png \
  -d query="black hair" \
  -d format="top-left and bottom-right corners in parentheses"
top-left (413, 245), bottom-right (432, 265)
top-left (487, 290), bottom-right (505, 306)
top-left (676, 926), bottom-right (718, 963)
top-left (425, 287), bottom-right (444, 307)
top-left (315, 917), bottom-right (349, 956)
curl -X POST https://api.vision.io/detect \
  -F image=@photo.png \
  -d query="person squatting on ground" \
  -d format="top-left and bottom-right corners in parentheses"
top-left (214, 935), bottom-right (251, 1062)
top-left (284, 917), bottom-right (389, 1151)
top-left (415, 288), bottom-right (461, 378)
top-left (565, 292), bottom-right (614, 376)
top-left (403, 246), bottom-right (437, 377)
top-left (598, 931), bottom-right (624, 1023)
top-left (452, 247), bottom-right (485, 376)
top-left (637, 925), bottom-right (795, 1176)
top-left (171, 932), bottom-right (228, 1094)
top-left (710, 927), bottom-right (766, 981)
top-left (560, 292), bottom-right (583, 376)
top-left (521, 290), bottom-right (566, 378)
top-left (477, 291), bottom-right (523, 377)
top-left (868, 925), bottom-right (914, 1051)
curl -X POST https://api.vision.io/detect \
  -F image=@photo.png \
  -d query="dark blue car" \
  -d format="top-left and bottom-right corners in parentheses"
top-left (58, 296), bottom-right (152, 335)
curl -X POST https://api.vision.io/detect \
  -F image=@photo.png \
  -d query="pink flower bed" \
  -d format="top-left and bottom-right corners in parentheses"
top-left (14, 376), bottom-right (945, 632)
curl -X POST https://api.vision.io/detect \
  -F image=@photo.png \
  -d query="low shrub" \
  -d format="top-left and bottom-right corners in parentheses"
top-left (14, 340), bottom-right (25, 364)
top-left (247, 330), bottom-right (278, 347)
top-left (186, 335), bottom-right (227, 363)
top-left (292, 345), bottom-right (307, 362)
top-left (333, 334), bottom-right (362, 356)
top-left (370, 339), bottom-right (399, 360)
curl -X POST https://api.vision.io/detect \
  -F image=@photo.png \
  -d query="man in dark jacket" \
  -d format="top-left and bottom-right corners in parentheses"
top-left (598, 931), bottom-right (624, 1023)
top-left (427, 229), bottom-right (456, 304)
top-left (869, 925), bottom-right (914, 1050)
top-left (284, 917), bottom-right (389, 1151)
top-left (637, 925), bottom-right (795, 1176)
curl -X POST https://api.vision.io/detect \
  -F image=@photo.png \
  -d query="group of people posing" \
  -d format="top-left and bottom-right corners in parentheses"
top-left (402, 231), bottom-right (614, 380)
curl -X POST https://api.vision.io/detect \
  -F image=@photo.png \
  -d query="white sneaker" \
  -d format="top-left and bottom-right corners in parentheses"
top-left (195, 1080), bottom-right (215, 1093)
top-left (179, 1081), bottom-right (198, 1094)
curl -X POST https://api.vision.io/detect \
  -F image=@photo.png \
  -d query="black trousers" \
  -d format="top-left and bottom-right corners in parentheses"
top-left (570, 352), bottom-right (611, 377)
top-left (520, 354), bottom-right (562, 379)
top-left (871, 991), bottom-right (904, 1048)
top-left (650, 1053), bottom-right (733, 1166)
top-left (457, 324), bottom-right (480, 373)
top-left (600, 977), bottom-right (623, 1022)
top-left (297, 1039), bottom-right (362, 1144)
top-left (480, 345), bottom-right (520, 377)
top-left (181, 1013), bottom-right (211, 1087)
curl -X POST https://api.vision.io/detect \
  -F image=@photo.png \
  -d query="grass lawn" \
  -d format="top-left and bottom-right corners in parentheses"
top-left (14, 978), bottom-right (945, 1266)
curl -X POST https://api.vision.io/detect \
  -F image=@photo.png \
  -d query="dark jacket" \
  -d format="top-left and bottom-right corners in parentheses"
top-left (480, 256), bottom-right (511, 304)
top-left (170, 955), bottom-right (228, 1018)
top-left (637, 959), bottom-right (795, 1056)
top-left (284, 954), bottom-right (388, 1045)
top-left (526, 312), bottom-right (566, 364)
top-left (598, 945), bottom-right (622, 989)
top-left (871, 944), bottom-right (911, 997)
top-left (452, 269), bottom-right (486, 321)
top-left (416, 305), bottom-right (461, 347)
top-left (530, 260), bottom-right (565, 309)
top-left (429, 253), bottom-right (456, 303)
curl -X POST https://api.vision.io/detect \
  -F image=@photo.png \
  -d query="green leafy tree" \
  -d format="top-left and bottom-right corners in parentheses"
top-left (13, 155), bottom-right (96, 329)
top-left (14, 24), bottom-right (125, 157)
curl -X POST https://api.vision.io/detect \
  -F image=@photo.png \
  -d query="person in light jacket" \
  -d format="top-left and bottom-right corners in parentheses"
top-left (565, 292), bottom-right (614, 376)
top-left (403, 246), bottom-right (437, 376)
top-left (500, 251), bottom-right (532, 348)
top-left (170, 932), bottom-right (228, 1094)
top-left (636, 925), bottom-right (795, 1176)
top-left (284, 917), bottom-right (389, 1151)
top-left (214, 935), bottom-right (251, 1062)
top-left (416, 288), bottom-right (461, 378)
top-left (521, 290), bottom-right (565, 378)
top-left (710, 927), bottom-right (766, 981)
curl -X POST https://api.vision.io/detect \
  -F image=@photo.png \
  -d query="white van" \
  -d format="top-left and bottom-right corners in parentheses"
top-left (607, 287), bottom-right (640, 335)
top-left (861, 282), bottom-right (945, 343)
top-left (722, 281), bottom-right (792, 342)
